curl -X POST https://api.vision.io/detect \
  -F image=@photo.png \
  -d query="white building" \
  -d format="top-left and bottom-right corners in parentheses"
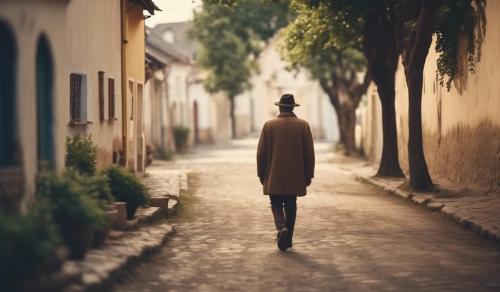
top-left (236, 34), bottom-right (339, 141)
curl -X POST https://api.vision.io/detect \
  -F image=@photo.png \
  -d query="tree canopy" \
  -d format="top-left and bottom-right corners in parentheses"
top-left (281, 1), bottom-right (370, 155)
top-left (191, 0), bottom-right (290, 98)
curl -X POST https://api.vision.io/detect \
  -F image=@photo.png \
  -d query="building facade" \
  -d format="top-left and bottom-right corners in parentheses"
top-left (0, 0), bottom-right (159, 212)
top-left (239, 34), bottom-right (339, 141)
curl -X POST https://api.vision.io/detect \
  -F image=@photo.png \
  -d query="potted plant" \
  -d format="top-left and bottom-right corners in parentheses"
top-left (37, 171), bottom-right (107, 259)
top-left (79, 173), bottom-right (116, 247)
top-left (65, 134), bottom-right (97, 175)
top-left (104, 166), bottom-right (150, 219)
top-left (0, 203), bottom-right (62, 291)
top-left (173, 126), bottom-right (190, 152)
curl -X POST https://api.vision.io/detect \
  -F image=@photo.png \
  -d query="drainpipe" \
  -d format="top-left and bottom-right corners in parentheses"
top-left (120, 0), bottom-right (128, 167)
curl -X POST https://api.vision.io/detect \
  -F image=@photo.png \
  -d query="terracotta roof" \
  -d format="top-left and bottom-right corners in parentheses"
top-left (133, 0), bottom-right (161, 15)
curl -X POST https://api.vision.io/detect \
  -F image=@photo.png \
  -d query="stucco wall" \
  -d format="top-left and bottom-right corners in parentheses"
top-left (360, 2), bottom-right (500, 193)
top-left (125, 4), bottom-right (145, 83)
top-left (0, 1), bottom-right (68, 209)
top-left (66, 0), bottom-right (123, 169)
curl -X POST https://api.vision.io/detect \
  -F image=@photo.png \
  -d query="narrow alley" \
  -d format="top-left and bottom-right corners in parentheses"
top-left (114, 140), bottom-right (500, 291)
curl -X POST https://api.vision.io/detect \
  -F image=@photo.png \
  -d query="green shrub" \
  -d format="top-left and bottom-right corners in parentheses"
top-left (0, 203), bottom-right (61, 289)
top-left (153, 145), bottom-right (173, 160)
top-left (103, 166), bottom-right (149, 219)
top-left (173, 126), bottom-right (190, 152)
top-left (65, 134), bottom-right (97, 175)
top-left (73, 172), bottom-right (114, 205)
top-left (37, 171), bottom-right (107, 238)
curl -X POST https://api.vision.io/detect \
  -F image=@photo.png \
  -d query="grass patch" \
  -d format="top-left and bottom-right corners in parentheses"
top-left (166, 173), bottom-right (199, 224)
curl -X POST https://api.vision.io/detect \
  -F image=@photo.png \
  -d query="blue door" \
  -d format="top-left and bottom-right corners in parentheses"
top-left (36, 35), bottom-right (55, 169)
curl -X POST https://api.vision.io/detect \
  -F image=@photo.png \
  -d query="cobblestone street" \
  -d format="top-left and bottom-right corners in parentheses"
top-left (114, 139), bottom-right (500, 292)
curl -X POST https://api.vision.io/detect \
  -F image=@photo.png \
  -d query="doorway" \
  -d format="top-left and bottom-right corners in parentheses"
top-left (36, 34), bottom-right (55, 169)
top-left (193, 100), bottom-right (199, 144)
top-left (0, 20), bottom-right (18, 167)
top-left (136, 83), bottom-right (144, 172)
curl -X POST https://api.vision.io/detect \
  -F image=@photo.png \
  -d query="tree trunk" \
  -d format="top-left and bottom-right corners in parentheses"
top-left (374, 74), bottom-right (404, 177)
top-left (401, 0), bottom-right (436, 191)
top-left (229, 96), bottom-right (236, 139)
top-left (322, 81), bottom-right (361, 157)
top-left (337, 107), bottom-right (357, 156)
top-left (406, 70), bottom-right (433, 190)
top-left (362, 8), bottom-right (405, 178)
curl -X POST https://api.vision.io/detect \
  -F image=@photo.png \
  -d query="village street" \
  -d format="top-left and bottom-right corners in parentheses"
top-left (114, 139), bottom-right (500, 292)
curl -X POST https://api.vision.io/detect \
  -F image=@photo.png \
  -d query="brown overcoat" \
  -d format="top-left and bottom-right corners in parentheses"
top-left (257, 112), bottom-right (315, 196)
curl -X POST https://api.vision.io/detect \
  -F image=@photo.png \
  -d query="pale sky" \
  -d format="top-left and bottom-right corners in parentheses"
top-left (146, 0), bottom-right (202, 28)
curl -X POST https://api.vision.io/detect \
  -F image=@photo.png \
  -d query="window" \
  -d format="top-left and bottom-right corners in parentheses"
top-left (108, 78), bottom-right (115, 120)
top-left (128, 81), bottom-right (134, 120)
top-left (98, 71), bottom-right (105, 122)
top-left (69, 73), bottom-right (87, 123)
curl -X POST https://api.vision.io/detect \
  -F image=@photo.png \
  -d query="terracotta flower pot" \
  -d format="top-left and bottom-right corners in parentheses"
top-left (113, 202), bottom-right (127, 229)
top-left (92, 209), bottom-right (116, 247)
top-left (150, 196), bottom-right (169, 211)
top-left (126, 203), bottom-right (138, 220)
top-left (63, 225), bottom-right (94, 260)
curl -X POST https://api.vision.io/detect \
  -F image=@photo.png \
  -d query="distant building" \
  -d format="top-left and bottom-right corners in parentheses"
top-left (121, 0), bottom-right (160, 173)
top-left (238, 34), bottom-right (339, 141)
top-left (147, 22), bottom-right (232, 146)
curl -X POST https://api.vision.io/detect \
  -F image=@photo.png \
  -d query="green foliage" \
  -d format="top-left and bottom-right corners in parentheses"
top-left (103, 166), bottom-right (149, 209)
top-left (173, 126), bottom-right (190, 152)
top-left (281, 1), bottom-right (366, 85)
top-left (0, 203), bottom-right (61, 288)
top-left (74, 172), bottom-right (114, 205)
top-left (37, 171), bottom-right (107, 233)
top-left (435, 0), bottom-right (486, 90)
top-left (191, 0), bottom-right (290, 98)
top-left (299, 0), bottom-right (487, 91)
top-left (153, 146), bottom-right (173, 161)
top-left (65, 134), bottom-right (97, 175)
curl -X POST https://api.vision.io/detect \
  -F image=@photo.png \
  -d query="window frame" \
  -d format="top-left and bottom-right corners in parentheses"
top-left (69, 72), bottom-right (88, 125)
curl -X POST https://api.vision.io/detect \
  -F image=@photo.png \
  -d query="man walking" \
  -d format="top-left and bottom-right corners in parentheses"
top-left (257, 94), bottom-right (315, 251)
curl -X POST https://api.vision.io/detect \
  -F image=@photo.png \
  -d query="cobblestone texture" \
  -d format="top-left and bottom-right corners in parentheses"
top-left (113, 139), bottom-right (500, 292)
top-left (345, 162), bottom-right (500, 245)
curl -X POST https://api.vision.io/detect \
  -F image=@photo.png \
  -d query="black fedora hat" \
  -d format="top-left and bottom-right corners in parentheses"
top-left (274, 94), bottom-right (300, 107)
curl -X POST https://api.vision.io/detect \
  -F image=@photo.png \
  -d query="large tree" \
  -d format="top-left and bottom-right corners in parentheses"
top-left (300, 0), bottom-right (486, 190)
top-left (396, 0), bottom-right (486, 190)
top-left (281, 2), bottom-right (371, 156)
top-left (191, 0), bottom-right (290, 138)
top-left (292, 0), bottom-right (406, 176)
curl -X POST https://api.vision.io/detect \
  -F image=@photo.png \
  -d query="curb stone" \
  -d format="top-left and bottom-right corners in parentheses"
top-left (352, 172), bottom-right (500, 246)
top-left (66, 224), bottom-right (175, 292)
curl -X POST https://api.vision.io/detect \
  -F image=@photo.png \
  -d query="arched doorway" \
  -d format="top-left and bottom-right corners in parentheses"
top-left (193, 100), bottom-right (199, 144)
top-left (36, 34), bottom-right (55, 169)
top-left (0, 20), bottom-right (22, 210)
top-left (0, 21), bottom-right (18, 167)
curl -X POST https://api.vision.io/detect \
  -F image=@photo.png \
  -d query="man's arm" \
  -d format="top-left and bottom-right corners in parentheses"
top-left (304, 123), bottom-right (315, 186)
top-left (256, 123), bottom-right (267, 184)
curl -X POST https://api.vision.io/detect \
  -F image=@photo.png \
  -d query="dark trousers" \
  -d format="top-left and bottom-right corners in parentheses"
top-left (270, 195), bottom-right (297, 245)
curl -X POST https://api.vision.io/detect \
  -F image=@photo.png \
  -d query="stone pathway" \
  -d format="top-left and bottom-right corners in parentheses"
top-left (113, 139), bottom-right (500, 291)
top-left (341, 159), bottom-right (500, 245)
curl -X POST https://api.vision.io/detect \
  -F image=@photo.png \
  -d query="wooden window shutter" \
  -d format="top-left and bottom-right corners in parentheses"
top-left (108, 78), bottom-right (115, 120)
top-left (69, 73), bottom-right (82, 121)
top-left (98, 71), bottom-right (105, 122)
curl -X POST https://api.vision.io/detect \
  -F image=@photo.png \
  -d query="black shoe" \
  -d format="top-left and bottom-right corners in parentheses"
top-left (277, 228), bottom-right (289, 251)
